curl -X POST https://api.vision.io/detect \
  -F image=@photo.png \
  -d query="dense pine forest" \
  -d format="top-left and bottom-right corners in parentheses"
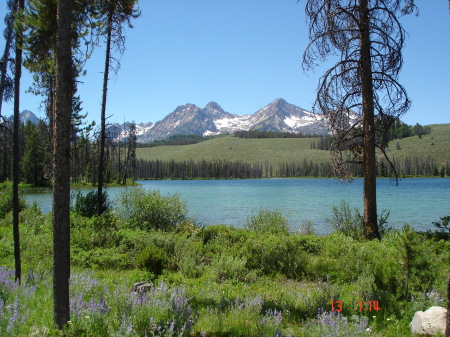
top-left (0, 119), bottom-right (448, 184)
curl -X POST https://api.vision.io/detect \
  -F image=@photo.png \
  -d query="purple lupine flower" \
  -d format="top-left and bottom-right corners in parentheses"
top-left (6, 295), bottom-right (20, 333)
top-left (0, 267), bottom-right (18, 292)
top-left (266, 308), bottom-right (282, 325)
top-left (119, 314), bottom-right (133, 335)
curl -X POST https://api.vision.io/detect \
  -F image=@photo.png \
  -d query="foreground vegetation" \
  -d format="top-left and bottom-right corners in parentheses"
top-left (0, 187), bottom-right (448, 336)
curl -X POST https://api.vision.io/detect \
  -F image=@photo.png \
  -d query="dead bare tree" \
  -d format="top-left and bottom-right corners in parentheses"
top-left (302, 0), bottom-right (416, 239)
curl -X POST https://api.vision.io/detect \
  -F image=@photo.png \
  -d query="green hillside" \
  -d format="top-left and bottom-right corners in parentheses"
top-left (137, 136), bottom-right (331, 166)
top-left (384, 123), bottom-right (450, 166)
top-left (136, 123), bottom-right (449, 171)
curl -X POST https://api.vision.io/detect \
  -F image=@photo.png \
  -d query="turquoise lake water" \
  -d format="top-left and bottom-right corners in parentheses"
top-left (22, 178), bottom-right (450, 234)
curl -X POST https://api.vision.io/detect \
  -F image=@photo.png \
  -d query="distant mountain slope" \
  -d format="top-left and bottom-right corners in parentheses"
top-left (136, 123), bottom-right (450, 169)
top-left (5, 110), bottom-right (40, 125)
top-left (115, 98), bottom-right (329, 143)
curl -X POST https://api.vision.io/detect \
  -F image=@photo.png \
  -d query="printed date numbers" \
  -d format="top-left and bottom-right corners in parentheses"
top-left (330, 300), bottom-right (380, 312)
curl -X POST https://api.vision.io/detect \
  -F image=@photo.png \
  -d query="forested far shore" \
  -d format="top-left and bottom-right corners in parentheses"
top-left (0, 120), bottom-right (448, 185)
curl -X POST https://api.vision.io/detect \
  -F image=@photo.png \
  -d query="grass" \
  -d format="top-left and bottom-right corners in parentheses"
top-left (386, 124), bottom-right (450, 167)
top-left (136, 123), bottom-right (450, 170)
top-left (0, 190), bottom-right (448, 336)
top-left (137, 135), bottom-right (331, 167)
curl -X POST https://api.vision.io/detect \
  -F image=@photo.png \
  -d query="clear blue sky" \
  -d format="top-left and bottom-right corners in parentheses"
top-left (1, 0), bottom-right (449, 126)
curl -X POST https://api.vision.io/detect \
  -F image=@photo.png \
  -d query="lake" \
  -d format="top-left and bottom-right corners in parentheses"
top-left (22, 178), bottom-right (450, 234)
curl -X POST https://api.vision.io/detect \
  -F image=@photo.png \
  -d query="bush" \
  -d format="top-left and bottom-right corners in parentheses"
top-left (246, 209), bottom-right (290, 235)
top-left (431, 216), bottom-right (450, 239)
top-left (114, 187), bottom-right (192, 231)
top-left (135, 245), bottom-right (169, 276)
top-left (244, 234), bottom-right (310, 279)
top-left (326, 201), bottom-right (363, 240)
top-left (327, 201), bottom-right (391, 240)
top-left (0, 187), bottom-right (26, 219)
top-left (72, 190), bottom-right (110, 218)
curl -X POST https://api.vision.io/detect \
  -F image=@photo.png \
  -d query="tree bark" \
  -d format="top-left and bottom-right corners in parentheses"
top-left (53, 0), bottom-right (73, 329)
top-left (97, 12), bottom-right (113, 215)
top-left (359, 0), bottom-right (380, 240)
top-left (446, 272), bottom-right (449, 337)
top-left (0, 1), bottom-right (16, 118)
top-left (13, 0), bottom-right (25, 284)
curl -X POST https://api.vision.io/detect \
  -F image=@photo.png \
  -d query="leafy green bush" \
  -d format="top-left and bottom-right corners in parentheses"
top-left (0, 187), bottom-right (26, 219)
top-left (246, 209), bottom-right (290, 234)
top-left (71, 213), bottom-right (120, 251)
top-left (72, 190), bottom-right (110, 217)
top-left (114, 187), bottom-right (192, 231)
top-left (135, 245), bottom-right (169, 276)
top-left (327, 201), bottom-right (391, 240)
top-left (326, 201), bottom-right (364, 240)
top-left (431, 215), bottom-right (450, 239)
top-left (244, 234), bottom-right (312, 279)
top-left (210, 253), bottom-right (257, 283)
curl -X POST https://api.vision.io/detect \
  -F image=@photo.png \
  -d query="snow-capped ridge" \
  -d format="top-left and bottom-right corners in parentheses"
top-left (130, 98), bottom-right (329, 143)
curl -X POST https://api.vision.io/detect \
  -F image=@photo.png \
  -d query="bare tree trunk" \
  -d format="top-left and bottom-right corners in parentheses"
top-left (97, 12), bottom-right (112, 215)
top-left (13, 0), bottom-right (25, 284)
top-left (0, 1), bottom-right (15, 118)
top-left (446, 272), bottom-right (449, 337)
top-left (359, 0), bottom-right (380, 240)
top-left (53, 0), bottom-right (73, 329)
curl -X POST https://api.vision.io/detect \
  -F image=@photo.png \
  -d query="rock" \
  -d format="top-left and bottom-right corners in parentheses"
top-left (410, 306), bottom-right (447, 335)
top-left (131, 281), bottom-right (153, 294)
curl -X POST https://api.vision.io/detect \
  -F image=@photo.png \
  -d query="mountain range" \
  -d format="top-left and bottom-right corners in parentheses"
top-left (109, 98), bottom-right (329, 143)
top-left (12, 98), bottom-right (330, 143)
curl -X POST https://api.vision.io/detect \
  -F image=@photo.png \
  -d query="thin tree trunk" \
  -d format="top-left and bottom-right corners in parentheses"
top-left (359, 0), bottom-right (380, 240)
top-left (53, 0), bottom-right (73, 329)
top-left (97, 12), bottom-right (112, 215)
top-left (0, 1), bottom-right (16, 118)
top-left (13, 0), bottom-right (25, 284)
top-left (446, 272), bottom-right (449, 337)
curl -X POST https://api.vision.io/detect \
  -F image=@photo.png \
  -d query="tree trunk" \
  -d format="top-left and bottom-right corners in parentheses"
top-left (0, 1), bottom-right (16, 118)
top-left (359, 0), bottom-right (380, 240)
top-left (97, 12), bottom-right (113, 215)
top-left (446, 272), bottom-right (449, 337)
top-left (53, 0), bottom-right (73, 329)
top-left (13, 0), bottom-right (25, 284)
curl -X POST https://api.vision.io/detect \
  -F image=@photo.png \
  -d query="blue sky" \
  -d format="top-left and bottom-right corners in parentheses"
top-left (1, 0), bottom-right (449, 126)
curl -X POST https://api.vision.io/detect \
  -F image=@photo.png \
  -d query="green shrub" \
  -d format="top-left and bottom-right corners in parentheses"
top-left (430, 215), bottom-right (450, 239)
top-left (0, 187), bottom-right (26, 219)
top-left (135, 245), bottom-right (169, 276)
top-left (246, 209), bottom-right (290, 234)
top-left (244, 234), bottom-right (311, 279)
top-left (72, 190), bottom-right (110, 218)
top-left (298, 220), bottom-right (315, 235)
top-left (210, 253), bottom-right (257, 283)
top-left (71, 213), bottom-right (120, 251)
top-left (327, 201), bottom-right (391, 240)
top-left (114, 187), bottom-right (192, 231)
top-left (327, 201), bottom-right (363, 240)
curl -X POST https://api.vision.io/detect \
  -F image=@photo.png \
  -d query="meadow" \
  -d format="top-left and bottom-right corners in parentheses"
top-left (0, 187), bottom-right (448, 336)
top-left (136, 124), bottom-right (450, 172)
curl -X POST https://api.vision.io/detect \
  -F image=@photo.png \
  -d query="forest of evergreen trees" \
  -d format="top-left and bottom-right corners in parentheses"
top-left (0, 120), bottom-right (447, 184)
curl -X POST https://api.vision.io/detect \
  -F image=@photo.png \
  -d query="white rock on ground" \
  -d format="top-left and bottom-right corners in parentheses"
top-left (410, 306), bottom-right (447, 335)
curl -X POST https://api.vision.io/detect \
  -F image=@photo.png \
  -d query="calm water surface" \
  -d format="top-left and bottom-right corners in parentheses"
top-left (22, 178), bottom-right (450, 234)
